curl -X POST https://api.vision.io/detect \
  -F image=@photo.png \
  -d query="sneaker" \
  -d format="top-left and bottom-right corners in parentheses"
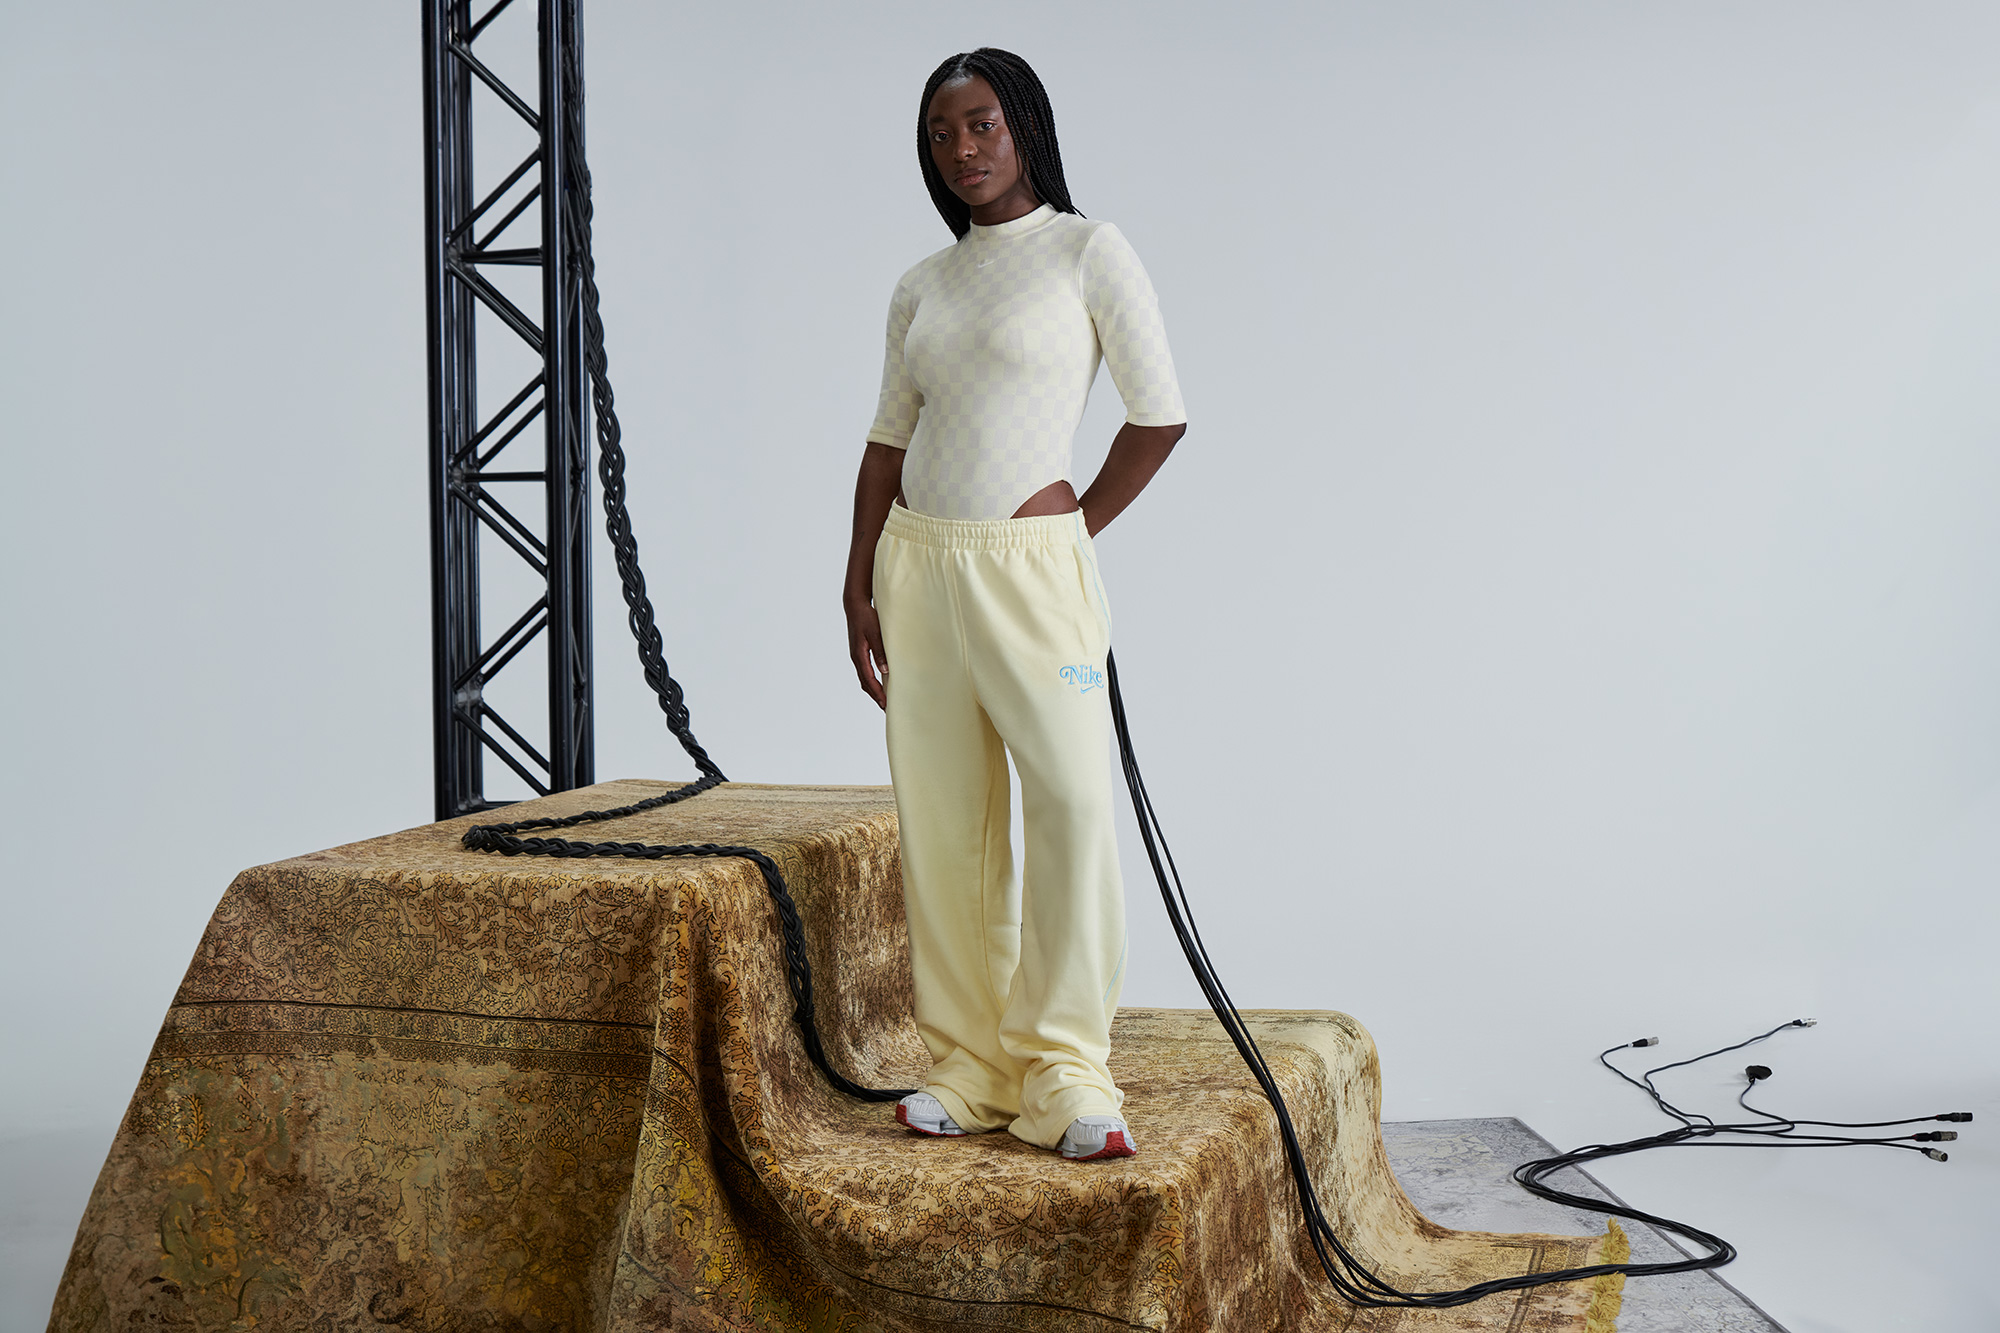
top-left (895, 1091), bottom-right (968, 1138)
top-left (1058, 1115), bottom-right (1137, 1160)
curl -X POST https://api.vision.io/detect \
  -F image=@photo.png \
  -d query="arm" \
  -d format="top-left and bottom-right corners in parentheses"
top-left (842, 441), bottom-right (905, 709)
top-left (1078, 421), bottom-right (1186, 537)
top-left (1077, 224), bottom-right (1188, 538)
top-left (848, 268), bottom-right (922, 710)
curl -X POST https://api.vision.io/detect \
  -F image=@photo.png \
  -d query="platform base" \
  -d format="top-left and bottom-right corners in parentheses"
top-left (48, 781), bottom-right (1619, 1332)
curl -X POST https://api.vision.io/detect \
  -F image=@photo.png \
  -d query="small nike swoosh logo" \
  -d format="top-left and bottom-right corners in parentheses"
top-left (976, 259), bottom-right (994, 268)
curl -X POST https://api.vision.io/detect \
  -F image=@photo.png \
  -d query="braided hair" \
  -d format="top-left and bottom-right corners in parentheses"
top-left (918, 48), bottom-right (1082, 239)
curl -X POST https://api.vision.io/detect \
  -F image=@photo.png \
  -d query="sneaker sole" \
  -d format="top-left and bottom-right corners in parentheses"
top-left (895, 1103), bottom-right (967, 1138)
top-left (1060, 1129), bottom-right (1136, 1161)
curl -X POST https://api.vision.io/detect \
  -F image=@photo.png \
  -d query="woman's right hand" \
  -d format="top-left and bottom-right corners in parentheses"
top-left (844, 442), bottom-right (906, 712)
top-left (846, 598), bottom-right (888, 710)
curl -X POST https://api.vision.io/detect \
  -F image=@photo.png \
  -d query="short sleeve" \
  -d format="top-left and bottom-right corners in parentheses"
top-left (1079, 224), bottom-right (1186, 428)
top-left (865, 278), bottom-right (923, 449)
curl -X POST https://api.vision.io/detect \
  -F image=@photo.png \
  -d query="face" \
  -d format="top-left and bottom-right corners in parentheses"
top-left (926, 74), bottom-right (1039, 218)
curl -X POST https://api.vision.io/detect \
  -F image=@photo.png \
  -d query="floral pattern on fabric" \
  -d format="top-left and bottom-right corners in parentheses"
top-left (50, 781), bottom-right (1615, 1332)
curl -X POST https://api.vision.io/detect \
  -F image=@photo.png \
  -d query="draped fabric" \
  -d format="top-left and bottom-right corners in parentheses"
top-left (49, 780), bottom-right (1621, 1331)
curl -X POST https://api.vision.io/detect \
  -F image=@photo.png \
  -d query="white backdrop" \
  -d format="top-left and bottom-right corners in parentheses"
top-left (3, 3), bottom-right (1996, 1330)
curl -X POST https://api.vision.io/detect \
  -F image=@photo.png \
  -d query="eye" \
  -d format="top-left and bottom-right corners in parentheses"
top-left (975, 120), bottom-right (997, 132)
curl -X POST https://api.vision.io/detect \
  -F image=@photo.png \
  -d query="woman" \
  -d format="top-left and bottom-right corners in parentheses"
top-left (842, 48), bottom-right (1186, 1162)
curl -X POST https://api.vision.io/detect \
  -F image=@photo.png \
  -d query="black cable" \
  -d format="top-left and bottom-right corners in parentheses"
top-left (1735, 1081), bottom-right (1796, 1127)
top-left (1104, 650), bottom-right (1969, 1305)
top-left (460, 824), bottom-right (908, 1103)
top-left (1742, 1110), bottom-right (1965, 1130)
top-left (1631, 1022), bottom-right (1804, 1127)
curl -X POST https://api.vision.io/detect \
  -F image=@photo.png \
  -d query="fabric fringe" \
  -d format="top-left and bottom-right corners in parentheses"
top-left (1583, 1219), bottom-right (1630, 1333)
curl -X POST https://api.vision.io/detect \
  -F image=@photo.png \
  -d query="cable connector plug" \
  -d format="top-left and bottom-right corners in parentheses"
top-left (1792, 1018), bottom-right (1818, 1027)
top-left (1939, 1112), bottom-right (1974, 1123)
top-left (1923, 1148), bottom-right (1949, 1161)
top-left (1631, 1037), bottom-right (1660, 1048)
top-left (1914, 1131), bottom-right (1958, 1142)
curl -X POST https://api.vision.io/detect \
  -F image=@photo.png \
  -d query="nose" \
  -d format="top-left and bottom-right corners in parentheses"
top-left (953, 131), bottom-right (977, 161)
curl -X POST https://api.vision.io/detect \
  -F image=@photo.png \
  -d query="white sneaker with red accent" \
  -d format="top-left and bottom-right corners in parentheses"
top-left (1058, 1115), bottom-right (1137, 1160)
top-left (895, 1092), bottom-right (968, 1137)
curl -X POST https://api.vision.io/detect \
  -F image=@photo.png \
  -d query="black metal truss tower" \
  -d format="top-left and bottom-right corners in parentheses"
top-left (422, 0), bottom-right (592, 819)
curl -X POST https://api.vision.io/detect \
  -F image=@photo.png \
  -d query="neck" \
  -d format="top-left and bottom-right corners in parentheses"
top-left (969, 187), bottom-right (1044, 228)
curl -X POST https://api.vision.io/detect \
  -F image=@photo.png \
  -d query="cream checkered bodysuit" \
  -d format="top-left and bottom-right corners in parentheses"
top-left (865, 203), bottom-right (1187, 1148)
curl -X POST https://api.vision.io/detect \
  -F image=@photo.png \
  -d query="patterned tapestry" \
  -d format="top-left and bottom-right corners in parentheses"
top-left (49, 780), bottom-right (1622, 1331)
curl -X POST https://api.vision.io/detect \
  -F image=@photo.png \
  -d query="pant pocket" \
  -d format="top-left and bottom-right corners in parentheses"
top-left (1071, 539), bottom-right (1113, 642)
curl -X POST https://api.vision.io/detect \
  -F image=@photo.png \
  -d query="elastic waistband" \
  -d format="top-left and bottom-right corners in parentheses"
top-left (882, 502), bottom-right (1088, 551)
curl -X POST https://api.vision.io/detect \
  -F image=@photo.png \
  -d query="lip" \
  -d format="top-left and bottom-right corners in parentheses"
top-left (954, 168), bottom-right (989, 188)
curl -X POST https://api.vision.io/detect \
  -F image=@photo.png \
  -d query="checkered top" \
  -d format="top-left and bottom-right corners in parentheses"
top-left (866, 205), bottom-right (1186, 520)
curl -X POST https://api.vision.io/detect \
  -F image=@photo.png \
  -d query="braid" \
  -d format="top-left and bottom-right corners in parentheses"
top-left (917, 48), bottom-right (1081, 239)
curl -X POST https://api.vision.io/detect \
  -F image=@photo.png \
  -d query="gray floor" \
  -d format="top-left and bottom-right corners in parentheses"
top-left (1383, 1117), bottom-right (1787, 1332)
top-left (3, 1118), bottom-right (1779, 1332)
top-left (0, 1126), bottom-right (109, 1333)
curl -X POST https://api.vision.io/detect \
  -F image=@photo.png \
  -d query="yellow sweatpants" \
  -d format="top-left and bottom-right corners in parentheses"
top-left (874, 502), bottom-right (1128, 1149)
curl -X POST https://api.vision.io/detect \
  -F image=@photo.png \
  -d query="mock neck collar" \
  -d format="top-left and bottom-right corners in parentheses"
top-left (965, 202), bottom-right (1058, 242)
